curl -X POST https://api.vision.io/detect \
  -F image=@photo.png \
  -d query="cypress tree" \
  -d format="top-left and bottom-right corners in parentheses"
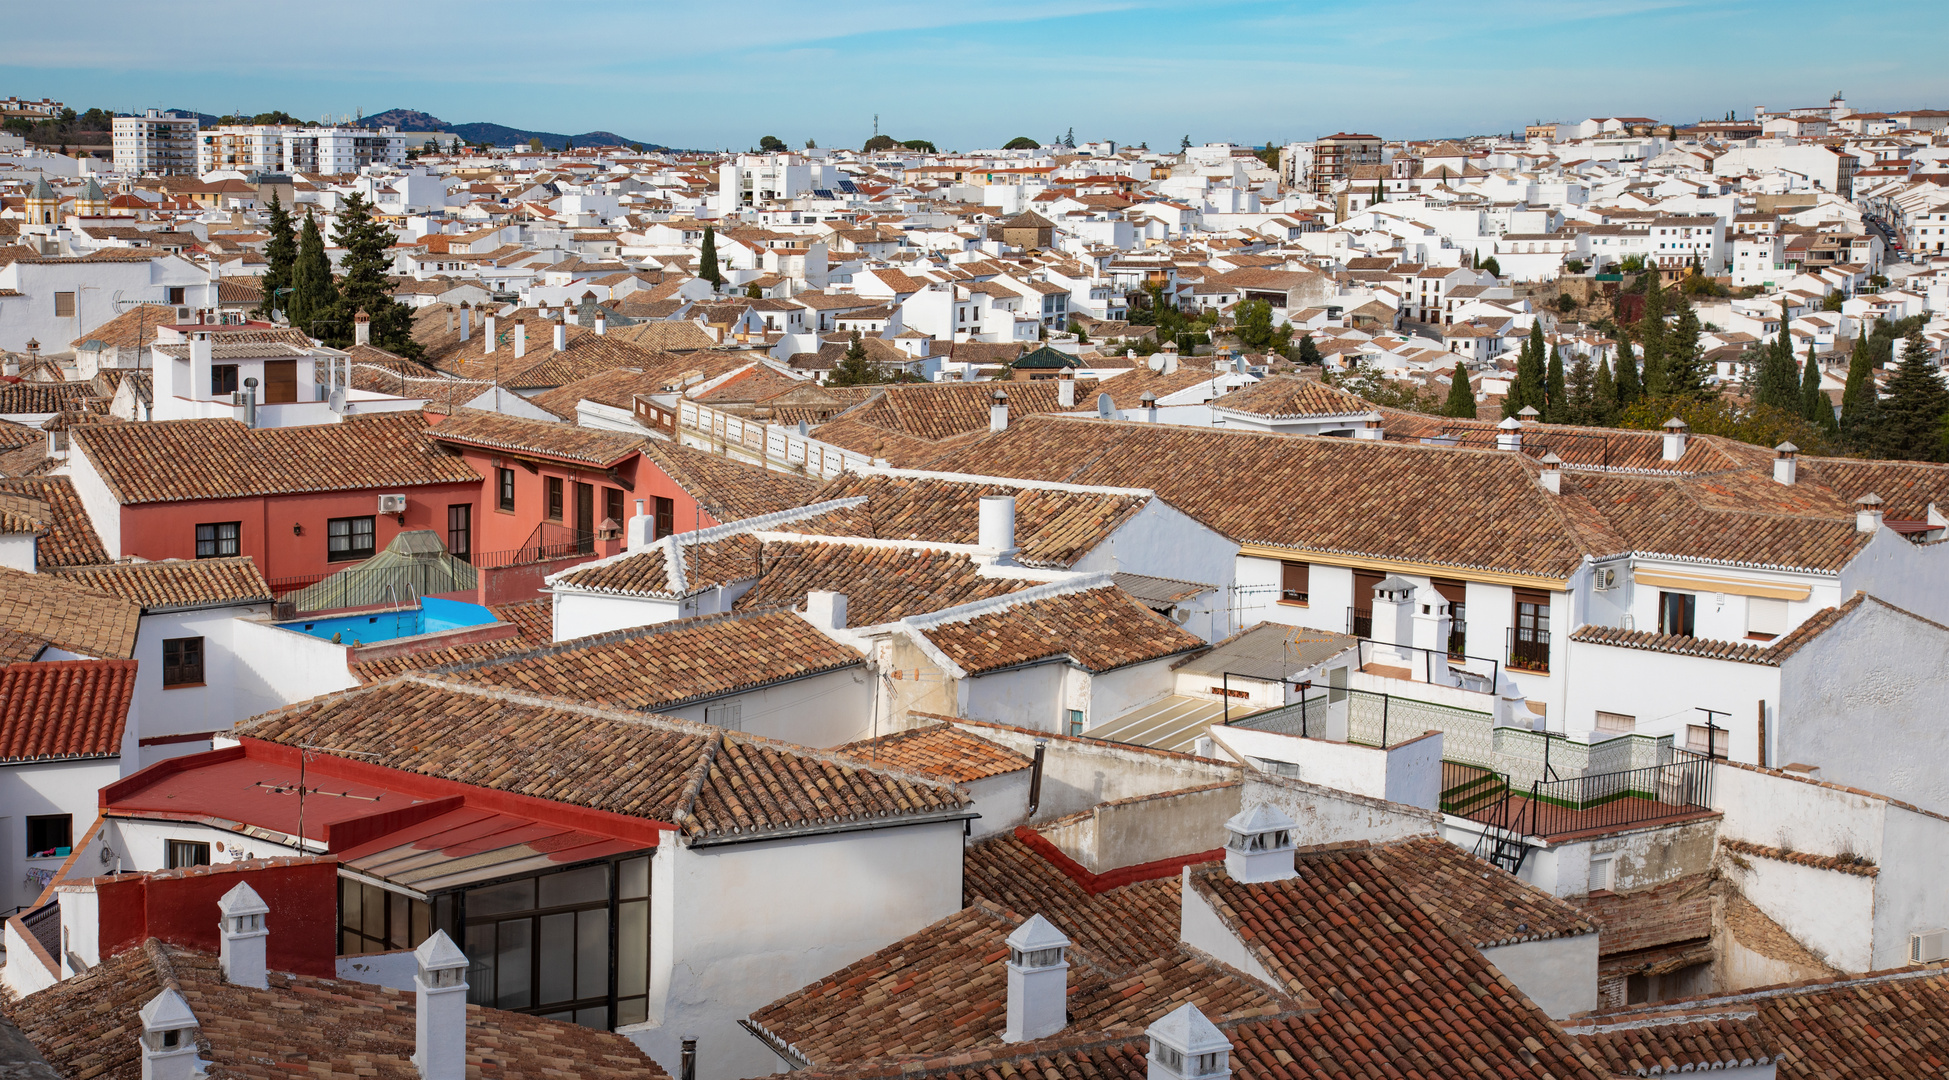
top-left (1443, 364), bottom-right (1475, 418)
top-left (329, 192), bottom-right (421, 358)
top-left (1592, 356), bottom-right (1617, 424)
top-left (1566, 354), bottom-right (1596, 425)
top-left (1294, 334), bottom-right (1323, 366)
top-left (258, 191), bottom-right (296, 320)
top-left (1614, 323), bottom-right (1641, 406)
top-left (699, 225), bottom-right (723, 288)
top-left (287, 211), bottom-right (336, 336)
top-left (1667, 292), bottom-right (1707, 398)
top-left (1545, 342), bottom-right (1567, 423)
top-left (1873, 332), bottom-right (1949, 460)
top-left (1638, 273), bottom-right (1668, 397)
top-left (1841, 325), bottom-right (1878, 445)
top-left (1799, 343), bottom-right (1836, 432)
top-left (1755, 300), bottom-right (1800, 411)
top-left (827, 331), bottom-right (878, 386)
top-left (1505, 323), bottom-right (1548, 418)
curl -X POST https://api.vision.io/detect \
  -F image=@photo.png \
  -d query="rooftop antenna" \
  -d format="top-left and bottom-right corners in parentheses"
top-left (873, 114), bottom-right (879, 138)
top-left (295, 743), bottom-right (384, 849)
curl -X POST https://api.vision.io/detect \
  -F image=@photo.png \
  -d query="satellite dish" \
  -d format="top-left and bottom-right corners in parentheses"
top-left (1096, 392), bottom-right (1116, 419)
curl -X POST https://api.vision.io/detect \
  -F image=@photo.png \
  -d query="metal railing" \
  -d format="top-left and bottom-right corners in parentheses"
top-left (511, 520), bottom-right (596, 563)
top-left (1525, 748), bottom-right (1714, 837)
top-left (1354, 638), bottom-right (1500, 693)
top-left (1507, 626), bottom-right (1551, 673)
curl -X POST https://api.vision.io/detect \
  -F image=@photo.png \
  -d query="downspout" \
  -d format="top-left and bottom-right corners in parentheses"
top-left (1026, 739), bottom-right (1046, 817)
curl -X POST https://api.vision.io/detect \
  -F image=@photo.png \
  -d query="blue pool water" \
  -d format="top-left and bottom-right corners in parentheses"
top-left (284, 596), bottom-right (498, 646)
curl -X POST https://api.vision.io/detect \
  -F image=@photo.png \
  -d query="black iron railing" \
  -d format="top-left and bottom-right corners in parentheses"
top-left (1507, 626), bottom-right (1551, 673)
top-left (1525, 749), bottom-right (1714, 837)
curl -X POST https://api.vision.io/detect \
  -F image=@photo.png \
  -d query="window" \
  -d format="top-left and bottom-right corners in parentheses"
top-left (653, 496), bottom-right (675, 540)
top-left (1747, 596), bottom-right (1788, 640)
top-left (1067, 709), bottom-right (1085, 736)
top-left (1589, 857), bottom-right (1615, 892)
top-left (497, 468), bottom-right (516, 511)
top-left (210, 364), bottom-right (238, 396)
top-left (26, 815), bottom-right (71, 858)
top-left (338, 876), bottom-right (433, 956)
top-left (166, 286), bottom-right (186, 305)
top-left (546, 477), bottom-right (564, 521)
top-left (703, 703), bottom-right (743, 730)
top-left (166, 839), bottom-right (211, 869)
top-left (462, 857), bottom-right (651, 1029)
top-left (327, 516), bottom-right (376, 562)
top-left (1432, 578), bottom-right (1467, 656)
top-left (162, 636), bottom-right (204, 687)
top-left (1658, 591), bottom-right (1696, 637)
top-left (604, 487), bottom-right (623, 530)
top-left (447, 504), bottom-right (472, 562)
top-left (1686, 723), bottom-right (1729, 758)
top-left (195, 521), bottom-right (240, 559)
top-left (1279, 560), bottom-right (1310, 605)
top-left (1511, 588), bottom-right (1551, 671)
top-left (54, 292), bottom-right (75, 318)
top-left (1595, 711), bottom-right (1637, 733)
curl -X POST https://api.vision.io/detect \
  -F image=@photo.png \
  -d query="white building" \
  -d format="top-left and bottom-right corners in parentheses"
top-left (196, 125), bottom-right (292, 174)
top-left (111, 110), bottom-right (198, 176)
top-left (280, 127), bottom-right (406, 174)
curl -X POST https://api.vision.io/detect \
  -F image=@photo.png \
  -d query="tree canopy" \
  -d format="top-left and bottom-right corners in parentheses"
top-left (1003, 136), bottom-right (1039, 150)
top-left (327, 192), bottom-right (420, 358)
top-left (758, 135), bottom-right (787, 152)
top-left (862, 134), bottom-right (898, 153)
top-left (257, 192), bottom-right (296, 320)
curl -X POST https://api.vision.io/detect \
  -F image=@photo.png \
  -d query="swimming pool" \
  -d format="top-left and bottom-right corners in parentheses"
top-left (282, 596), bottom-right (499, 646)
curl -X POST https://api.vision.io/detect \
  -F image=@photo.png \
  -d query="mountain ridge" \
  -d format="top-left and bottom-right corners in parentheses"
top-left (162, 106), bottom-right (666, 151)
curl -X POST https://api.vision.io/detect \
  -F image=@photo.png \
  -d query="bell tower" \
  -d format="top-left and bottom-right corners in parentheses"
top-left (23, 176), bottom-right (58, 227)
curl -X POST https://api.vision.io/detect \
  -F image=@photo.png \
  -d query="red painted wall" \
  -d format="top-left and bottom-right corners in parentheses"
top-left (119, 483), bottom-right (483, 584)
top-left (92, 857), bottom-right (340, 978)
top-left (633, 457), bottom-right (723, 537)
top-left (448, 444), bottom-right (645, 557)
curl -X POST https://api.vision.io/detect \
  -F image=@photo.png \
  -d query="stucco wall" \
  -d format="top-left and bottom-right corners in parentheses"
top-left (654, 667), bottom-right (871, 748)
top-left (963, 769), bottom-right (1033, 840)
top-left (228, 619), bottom-right (362, 720)
top-left (1838, 526), bottom-right (1949, 627)
top-left (1714, 762), bottom-right (1885, 861)
top-left (1179, 875), bottom-right (1281, 992)
top-left (1481, 934), bottom-right (1600, 1019)
top-left (1726, 849), bottom-right (1876, 972)
top-left (1076, 501), bottom-right (1238, 607)
top-left (950, 719), bottom-right (1238, 822)
top-left (962, 662), bottom-right (1066, 731)
top-left (1868, 802), bottom-right (1949, 971)
top-left (1041, 783), bottom-right (1240, 873)
top-left (0, 760), bottom-right (123, 912)
top-left (1239, 773), bottom-right (1438, 847)
top-left (553, 591), bottom-right (687, 641)
top-left (1562, 640), bottom-right (1778, 762)
top-left (131, 604), bottom-right (274, 756)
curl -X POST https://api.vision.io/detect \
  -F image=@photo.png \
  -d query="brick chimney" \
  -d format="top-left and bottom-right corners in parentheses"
top-left (1773, 441), bottom-right (1798, 486)
top-left (1003, 914), bottom-right (1070, 1043)
top-left (217, 881), bottom-right (270, 989)
top-left (1222, 805), bottom-right (1296, 883)
top-left (412, 931), bottom-right (470, 1080)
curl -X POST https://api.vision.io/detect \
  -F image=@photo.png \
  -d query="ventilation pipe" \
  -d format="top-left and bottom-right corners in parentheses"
top-left (242, 377), bottom-right (258, 428)
top-left (1773, 442), bottom-right (1798, 486)
top-left (1027, 738), bottom-right (1046, 816)
top-left (978, 494), bottom-right (1017, 562)
top-left (458, 302), bottom-right (472, 343)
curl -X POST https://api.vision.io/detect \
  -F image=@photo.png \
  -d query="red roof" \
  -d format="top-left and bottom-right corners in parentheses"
top-left (0, 659), bottom-right (136, 761)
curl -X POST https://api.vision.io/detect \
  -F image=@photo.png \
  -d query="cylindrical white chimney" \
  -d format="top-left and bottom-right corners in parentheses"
top-left (217, 882), bottom-right (270, 989)
top-left (1003, 915), bottom-right (1070, 1043)
top-left (484, 314), bottom-right (497, 353)
top-left (412, 932), bottom-right (471, 1080)
top-left (513, 318), bottom-right (527, 359)
top-left (990, 390), bottom-right (1009, 432)
top-left (1856, 493), bottom-right (1884, 534)
top-left (1773, 441), bottom-right (1798, 486)
top-left (553, 316), bottom-right (567, 352)
top-left (978, 494), bottom-right (1017, 560)
top-left (459, 303), bottom-right (472, 342)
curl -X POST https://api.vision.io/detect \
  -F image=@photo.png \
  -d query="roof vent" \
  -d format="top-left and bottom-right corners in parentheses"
top-left (1856, 492), bottom-right (1884, 534)
top-left (412, 931), bottom-right (470, 1080)
top-left (1496, 416), bottom-right (1522, 451)
top-left (1223, 804), bottom-right (1296, 883)
top-left (1661, 417), bottom-right (1689, 462)
top-left (1146, 1004), bottom-right (1232, 1080)
top-left (138, 989), bottom-right (204, 1080)
top-left (1773, 442), bottom-right (1798, 486)
top-left (1003, 914), bottom-right (1070, 1043)
top-left (978, 495), bottom-right (1017, 563)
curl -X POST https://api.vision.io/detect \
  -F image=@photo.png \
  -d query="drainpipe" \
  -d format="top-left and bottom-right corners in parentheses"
top-left (680, 1038), bottom-right (697, 1080)
top-left (1026, 739), bottom-right (1047, 817)
top-left (243, 377), bottom-right (258, 428)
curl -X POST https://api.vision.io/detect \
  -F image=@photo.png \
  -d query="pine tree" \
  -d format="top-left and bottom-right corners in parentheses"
top-left (258, 191), bottom-right (296, 320)
top-left (1565, 354), bottom-right (1596, 425)
top-left (328, 192), bottom-right (420, 358)
top-left (1667, 292), bottom-right (1708, 398)
top-left (1638, 273), bottom-right (1669, 396)
top-left (1294, 334), bottom-right (1323, 366)
top-left (827, 331), bottom-right (878, 386)
top-left (699, 225), bottom-right (723, 288)
top-left (1614, 324), bottom-right (1642, 406)
top-left (287, 211), bottom-right (336, 336)
top-left (1443, 364), bottom-right (1475, 418)
top-left (1545, 342), bottom-right (1567, 423)
top-left (1841, 325), bottom-right (1878, 445)
top-left (1755, 301), bottom-right (1800, 411)
top-left (1799, 343), bottom-right (1836, 432)
top-left (1504, 324), bottom-right (1548, 418)
top-left (1872, 332), bottom-right (1949, 460)
top-left (1592, 357), bottom-right (1617, 424)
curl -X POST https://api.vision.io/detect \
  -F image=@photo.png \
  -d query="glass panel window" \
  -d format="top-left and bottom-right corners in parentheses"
top-left (195, 521), bottom-right (240, 559)
top-left (162, 636), bottom-right (204, 687)
top-left (447, 504), bottom-right (472, 561)
top-left (1686, 723), bottom-right (1730, 758)
top-left (166, 840), bottom-right (211, 869)
top-left (327, 516), bottom-right (376, 562)
top-left (211, 364), bottom-right (239, 396)
top-left (1067, 709), bottom-right (1084, 736)
top-left (604, 487), bottom-right (624, 528)
top-left (1512, 588), bottom-right (1551, 671)
top-left (26, 815), bottom-right (71, 858)
top-left (1658, 591), bottom-right (1696, 637)
top-left (498, 468), bottom-right (516, 511)
top-left (1280, 561), bottom-right (1309, 604)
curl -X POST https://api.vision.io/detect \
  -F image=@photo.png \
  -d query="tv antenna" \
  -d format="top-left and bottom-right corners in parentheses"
top-left (294, 743), bottom-right (385, 850)
top-left (873, 114), bottom-right (879, 137)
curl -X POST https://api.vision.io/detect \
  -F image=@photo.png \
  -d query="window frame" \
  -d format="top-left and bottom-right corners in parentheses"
top-left (497, 467), bottom-right (516, 512)
top-left (161, 636), bottom-right (205, 688)
top-left (194, 521), bottom-right (240, 559)
top-left (1658, 591), bottom-right (1697, 637)
top-left (166, 839), bottom-right (212, 869)
top-left (546, 477), bottom-right (564, 522)
top-left (1746, 596), bottom-right (1788, 641)
top-left (327, 515), bottom-right (377, 562)
top-left (447, 504), bottom-right (472, 562)
top-left (1279, 560), bottom-right (1310, 605)
top-left (26, 814), bottom-right (71, 858)
top-left (54, 291), bottom-right (76, 318)
top-left (210, 364), bottom-right (239, 396)
top-left (603, 487), bottom-right (624, 529)
top-left (652, 496), bottom-right (675, 540)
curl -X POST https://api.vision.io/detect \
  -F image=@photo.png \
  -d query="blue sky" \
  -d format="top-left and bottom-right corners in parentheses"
top-left (5, 0), bottom-right (1946, 150)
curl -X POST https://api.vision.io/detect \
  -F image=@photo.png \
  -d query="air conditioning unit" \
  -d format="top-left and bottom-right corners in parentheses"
top-left (1912, 928), bottom-right (1949, 964)
top-left (377, 494), bottom-right (408, 514)
top-left (176, 307), bottom-right (191, 322)
top-left (1594, 567), bottom-right (1619, 592)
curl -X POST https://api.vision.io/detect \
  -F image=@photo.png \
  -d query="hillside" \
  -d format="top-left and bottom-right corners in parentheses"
top-left (367, 108), bottom-right (661, 150)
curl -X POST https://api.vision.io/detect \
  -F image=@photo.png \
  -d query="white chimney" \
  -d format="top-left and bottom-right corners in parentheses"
top-left (990, 390), bottom-right (1009, 432)
top-left (217, 881), bottom-right (270, 989)
top-left (552, 316), bottom-right (567, 352)
top-left (353, 308), bottom-right (371, 347)
top-left (459, 303), bottom-right (472, 342)
top-left (1142, 390), bottom-right (1159, 423)
top-left (138, 989), bottom-right (204, 1080)
top-left (1369, 575), bottom-right (1416, 658)
top-left (1661, 417), bottom-right (1689, 462)
top-left (1003, 914), bottom-right (1070, 1043)
top-left (1058, 369), bottom-right (1075, 408)
top-left (1410, 595), bottom-right (1454, 683)
top-left (1856, 493), bottom-right (1884, 534)
top-left (1495, 416), bottom-right (1522, 451)
top-left (1222, 805), bottom-right (1296, 883)
top-left (979, 494), bottom-right (1017, 561)
top-left (803, 590), bottom-right (848, 632)
top-left (1161, 347), bottom-right (1179, 376)
top-left (1146, 1004), bottom-right (1232, 1080)
top-left (1773, 441), bottom-right (1798, 486)
top-left (412, 931), bottom-right (470, 1080)
top-left (627, 498), bottom-right (650, 548)
top-left (1354, 413), bottom-right (1383, 441)
top-left (595, 311), bottom-right (607, 336)
top-left (1539, 451), bottom-right (1562, 495)
top-left (484, 314), bottom-right (497, 353)
top-left (513, 318), bottom-right (527, 359)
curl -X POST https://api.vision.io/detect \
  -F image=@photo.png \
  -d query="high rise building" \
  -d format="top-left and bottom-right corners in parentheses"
top-left (1311, 133), bottom-right (1383, 199)
top-left (112, 109), bottom-right (199, 176)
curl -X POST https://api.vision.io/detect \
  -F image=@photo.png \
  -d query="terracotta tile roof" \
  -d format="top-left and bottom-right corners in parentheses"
top-left (553, 533), bottom-right (764, 598)
top-left (426, 406), bottom-right (645, 466)
top-left (0, 659), bottom-right (135, 760)
top-left (1210, 375), bottom-right (1376, 420)
top-left (0, 566), bottom-right (140, 658)
top-left (48, 557), bottom-right (270, 611)
top-left (523, 354), bottom-right (742, 417)
top-left (0, 490), bottom-right (47, 534)
top-left (70, 413), bottom-right (480, 505)
top-left (839, 380), bottom-right (1100, 442)
top-left (916, 585), bottom-right (1207, 675)
top-left (1368, 835), bottom-right (1596, 946)
top-left (8, 938), bottom-right (666, 1080)
top-left (0, 381), bottom-right (100, 416)
top-left (350, 597), bottom-right (555, 681)
top-left (780, 472), bottom-right (1149, 569)
top-left (430, 608), bottom-right (859, 712)
top-left (1094, 366), bottom-right (1227, 409)
top-left (1571, 599), bottom-right (1855, 666)
top-left (600, 319), bottom-right (718, 353)
top-left (639, 440), bottom-right (818, 521)
top-left (807, 416), bottom-right (960, 468)
top-left (239, 674), bottom-right (969, 841)
top-left (1570, 1014), bottom-right (1775, 1076)
top-left (65, 303), bottom-right (173, 349)
top-left (748, 900), bottom-right (1303, 1068)
top-left (1721, 837), bottom-right (1879, 877)
top-left (962, 831), bottom-right (1192, 972)
top-left (733, 540), bottom-right (1029, 627)
top-left (838, 723), bottom-right (1031, 782)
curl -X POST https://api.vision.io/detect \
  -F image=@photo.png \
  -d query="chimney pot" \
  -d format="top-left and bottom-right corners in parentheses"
top-left (1146, 1004), bottom-right (1232, 1080)
top-left (138, 989), bottom-right (203, 1080)
top-left (1222, 804), bottom-right (1296, 883)
top-left (990, 389), bottom-right (1009, 432)
top-left (1856, 492), bottom-right (1884, 534)
top-left (1539, 451), bottom-right (1562, 495)
top-left (514, 318), bottom-right (528, 359)
top-left (1004, 914), bottom-right (1071, 1043)
top-left (979, 494), bottom-right (1017, 562)
top-left (1495, 416), bottom-right (1522, 451)
top-left (1773, 441), bottom-right (1798, 486)
top-left (412, 931), bottom-right (470, 1080)
top-left (1058, 369), bottom-right (1075, 408)
top-left (1661, 417), bottom-right (1689, 462)
top-left (217, 882), bottom-right (270, 989)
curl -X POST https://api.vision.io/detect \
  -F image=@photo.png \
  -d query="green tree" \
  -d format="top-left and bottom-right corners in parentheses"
top-left (1840, 325), bottom-right (1878, 445)
top-left (827, 331), bottom-right (879, 386)
top-left (1872, 333), bottom-right (1949, 460)
top-left (1478, 256), bottom-right (1501, 278)
top-left (1565, 354), bottom-right (1598, 425)
top-left (1068, 320), bottom-right (1089, 344)
top-left (746, 281), bottom-right (762, 299)
top-left (1545, 342), bottom-right (1567, 423)
top-left (257, 191), bottom-right (297, 320)
top-left (1592, 357), bottom-right (1617, 424)
top-left (1638, 273), bottom-right (1669, 396)
top-left (1443, 364), bottom-right (1476, 417)
top-left (1504, 322), bottom-right (1548, 418)
top-left (863, 134), bottom-right (897, 152)
top-left (758, 135), bottom-right (787, 152)
top-left (804, 138), bottom-right (817, 150)
top-left (1614, 324), bottom-right (1642, 406)
top-left (328, 192), bottom-right (419, 358)
top-left (1800, 343), bottom-right (1837, 433)
top-left (1555, 292), bottom-right (1578, 315)
top-left (1666, 291), bottom-right (1709, 398)
top-left (527, 137), bottom-right (543, 152)
top-left (899, 139), bottom-right (937, 153)
top-left (699, 225), bottom-right (723, 289)
top-left (1234, 299), bottom-right (1276, 351)
top-left (1180, 135), bottom-right (1191, 150)
top-left (1293, 334), bottom-right (1323, 366)
top-left (1755, 301), bottom-right (1800, 411)
top-left (287, 211), bottom-right (337, 336)
top-left (1003, 136), bottom-right (1039, 150)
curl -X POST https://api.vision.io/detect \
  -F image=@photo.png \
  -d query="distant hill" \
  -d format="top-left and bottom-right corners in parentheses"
top-left (367, 108), bottom-right (662, 150)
